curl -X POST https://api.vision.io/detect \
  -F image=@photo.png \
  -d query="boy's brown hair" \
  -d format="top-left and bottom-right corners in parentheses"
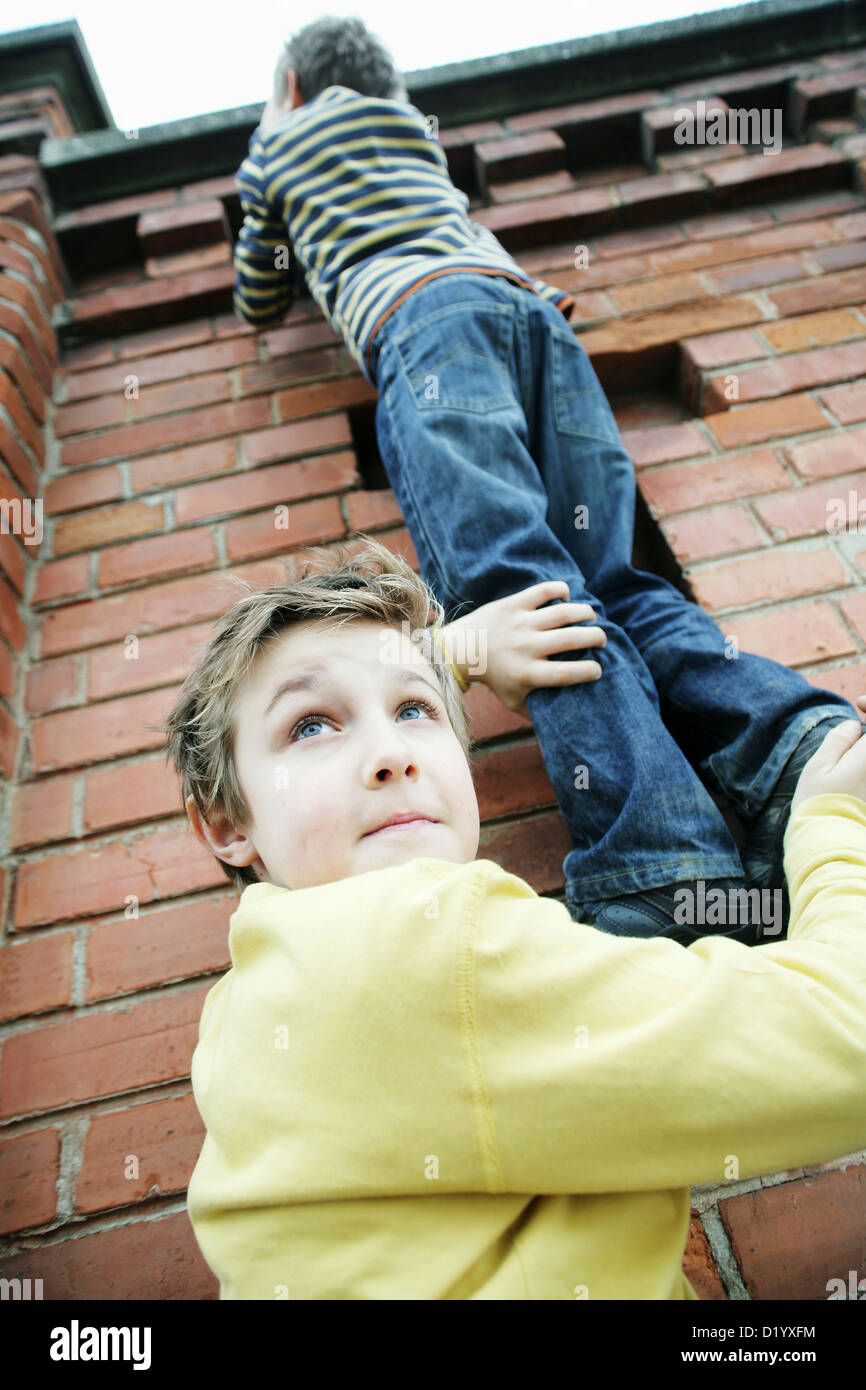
top-left (159, 536), bottom-right (473, 894)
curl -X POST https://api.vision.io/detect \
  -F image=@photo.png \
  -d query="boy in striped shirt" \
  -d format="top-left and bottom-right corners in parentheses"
top-left (230, 15), bottom-right (860, 939)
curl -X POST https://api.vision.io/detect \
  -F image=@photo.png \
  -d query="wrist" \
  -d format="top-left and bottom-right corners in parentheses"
top-left (432, 624), bottom-right (471, 693)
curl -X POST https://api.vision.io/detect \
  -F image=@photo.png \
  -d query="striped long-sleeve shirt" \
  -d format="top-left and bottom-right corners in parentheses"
top-left (233, 84), bottom-right (578, 383)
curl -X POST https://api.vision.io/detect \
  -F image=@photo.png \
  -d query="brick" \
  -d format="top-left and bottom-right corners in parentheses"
top-left (489, 171), bottom-right (578, 204)
top-left (38, 566), bottom-right (265, 658)
top-left (225, 495), bottom-right (345, 562)
top-left (0, 269), bottom-right (56, 354)
top-left (98, 526), bottom-right (217, 588)
top-left (704, 253), bottom-right (810, 295)
top-left (769, 266), bottom-right (866, 317)
top-left (0, 932), bottom-right (74, 1022)
top-left (0, 702), bottom-right (19, 780)
top-left (480, 808), bottom-right (571, 894)
top-left (654, 217), bottom-right (836, 277)
top-left (683, 1214), bottom-right (727, 1300)
top-left (0, 372), bottom-right (44, 461)
top-left (689, 545), bottom-right (848, 610)
top-left (276, 376), bottom-right (378, 421)
top-left (53, 499), bottom-right (165, 557)
top-left (661, 505), bottom-right (766, 562)
top-left (680, 207), bottom-right (773, 241)
top-left (680, 328), bottom-right (768, 370)
top-left (704, 143), bottom-right (846, 200)
top-left (616, 169), bottom-right (707, 223)
top-left (0, 336), bottom-right (46, 423)
top-left (13, 825), bottom-right (223, 930)
top-left (592, 224), bottom-right (687, 259)
top-left (564, 251), bottom-right (649, 293)
top-left (176, 449), bottom-right (357, 526)
top-left (813, 239), bottom-right (866, 274)
top-left (475, 129), bottom-right (566, 183)
top-left (43, 464), bottom-right (124, 516)
top-left (60, 397), bottom-right (270, 467)
top-left (703, 339), bottom-right (866, 413)
top-left (239, 346), bottom-right (343, 394)
top-left (755, 468), bottom-right (866, 539)
top-left (578, 296), bottom-right (766, 391)
top-left (720, 600), bottom-right (855, 667)
top-left (64, 335), bottom-right (257, 403)
top-left (137, 199), bottom-right (229, 255)
top-left (260, 318), bottom-right (344, 359)
top-left (31, 684), bottom-right (181, 773)
top-left (640, 448), bottom-right (789, 514)
top-left (128, 437), bottom-right (237, 492)
top-left (721, 1167), bottom-right (866, 1300)
top-left (83, 756), bottom-right (183, 833)
top-left (0, 985), bottom-right (207, 1117)
top-left (784, 426), bottom-right (866, 479)
top-left (507, 90), bottom-right (662, 134)
top-left (0, 299), bottom-right (53, 396)
top-left (819, 379), bottom-right (866, 424)
top-left (840, 589), bottom-right (866, 645)
top-left (0, 417), bottom-right (39, 498)
top-left (53, 393), bottom-right (123, 438)
top-left (0, 1127), bottom-right (61, 1233)
top-left (131, 370), bottom-right (234, 421)
top-left (242, 412), bottom-right (352, 467)
top-left (474, 186), bottom-right (617, 249)
top-left (85, 893), bottom-right (232, 1000)
top-left (68, 263), bottom-right (234, 336)
top-left (760, 308), bottom-right (866, 352)
top-left (9, 771), bottom-right (75, 847)
top-left (53, 187), bottom-right (176, 232)
top-left (0, 1209), bottom-right (218, 1299)
top-left (472, 741), bottom-right (554, 820)
top-left (621, 421), bottom-right (710, 468)
top-left (24, 656), bottom-right (79, 715)
top-left (345, 488), bottom-right (403, 533)
top-left (807, 661), bottom-right (866, 704)
top-left (609, 271), bottom-right (706, 313)
top-left (703, 394), bottom-right (830, 449)
top-left (87, 621), bottom-right (215, 701)
top-left (0, 569), bottom-right (28, 651)
top-left (791, 66), bottom-right (866, 129)
top-left (27, 552), bottom-right (90, 609)
top-left (116, 319), bottom-right (212, 361)
top-left (611, 394), bottom-right (686, 430)
top-left (76, 1092), bottom-right (205, 1214)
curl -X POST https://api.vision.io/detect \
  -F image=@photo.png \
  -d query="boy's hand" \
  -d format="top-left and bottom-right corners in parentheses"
top-left (790, 695), bottom-right (866, 812)
top-left (443, 581), bottom-right (606, 720)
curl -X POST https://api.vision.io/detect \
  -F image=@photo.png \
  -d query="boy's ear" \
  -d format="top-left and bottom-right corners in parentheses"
top-left (185, 793), bottom-right (261, 875)
top-left (284, 67), bottom-right (303, 109)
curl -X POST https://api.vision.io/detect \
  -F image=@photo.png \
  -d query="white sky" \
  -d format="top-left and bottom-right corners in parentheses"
top-left (3, 1), bottom-right (765, 131)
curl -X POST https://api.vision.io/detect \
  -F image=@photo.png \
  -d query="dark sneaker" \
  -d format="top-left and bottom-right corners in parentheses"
top-left (581, 878), bottom-right (760, 947)
top-left (742, 714), bottom-right (854, 932)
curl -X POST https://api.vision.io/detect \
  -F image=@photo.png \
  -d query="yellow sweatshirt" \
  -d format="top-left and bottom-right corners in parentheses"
top-left (186, 793), bottom-right (866, 1299)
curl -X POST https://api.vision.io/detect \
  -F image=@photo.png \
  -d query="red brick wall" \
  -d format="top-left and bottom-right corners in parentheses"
top-left (1, 51), bottom-right (866, 1301)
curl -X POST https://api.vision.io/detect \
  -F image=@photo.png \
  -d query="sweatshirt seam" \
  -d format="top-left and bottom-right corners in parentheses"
top-left (456, 863), bottom-right (507, 1196)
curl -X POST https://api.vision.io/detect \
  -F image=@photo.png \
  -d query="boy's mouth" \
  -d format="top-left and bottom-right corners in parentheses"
top-left (363, 814), bottom-right (437, 837)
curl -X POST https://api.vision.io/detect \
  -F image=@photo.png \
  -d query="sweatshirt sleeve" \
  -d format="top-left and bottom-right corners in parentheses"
top-left (232, 130), bottom-right (299, 327)
top-left (466, 793), bottom-right (866, 1196)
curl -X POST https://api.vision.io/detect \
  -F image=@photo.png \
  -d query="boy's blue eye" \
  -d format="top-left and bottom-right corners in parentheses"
top-left (288, 697), bottom-right (438, 742)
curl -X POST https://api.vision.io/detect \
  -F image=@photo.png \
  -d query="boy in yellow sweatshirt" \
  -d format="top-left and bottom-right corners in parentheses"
top-left (164, 538), bottom-right (866, 1299)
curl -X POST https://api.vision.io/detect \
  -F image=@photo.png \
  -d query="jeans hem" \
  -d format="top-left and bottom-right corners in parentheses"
top-left (733, 705), bottom-right (857, 821)
top-left (564, 853), bottom-right (746, 910)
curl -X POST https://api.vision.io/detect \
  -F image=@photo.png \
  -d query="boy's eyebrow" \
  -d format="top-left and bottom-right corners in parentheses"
top-left (263, 665), bottom-right (442, 720)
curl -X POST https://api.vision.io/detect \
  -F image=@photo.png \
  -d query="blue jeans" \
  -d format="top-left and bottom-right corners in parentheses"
top-left (370, 272), bottom-right (858, 915)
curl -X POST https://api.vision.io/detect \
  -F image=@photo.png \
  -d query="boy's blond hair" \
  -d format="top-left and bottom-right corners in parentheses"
top-left (160, 536), bottom-right (473, 894)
